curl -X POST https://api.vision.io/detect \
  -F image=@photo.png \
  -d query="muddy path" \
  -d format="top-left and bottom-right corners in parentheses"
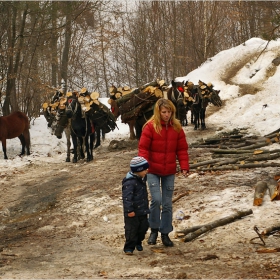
top-left (0, 126), bottom-right (280, 279)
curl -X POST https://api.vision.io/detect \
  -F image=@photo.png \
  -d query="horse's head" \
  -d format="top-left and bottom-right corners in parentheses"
top-left (66, 96), bottom-right (79, 119)
top-left (169, 80), bottom-right (185, 103)
top-left (51, 90), bottom-right (64, 104)
top-left (52, 106), bottom-right (70, 139)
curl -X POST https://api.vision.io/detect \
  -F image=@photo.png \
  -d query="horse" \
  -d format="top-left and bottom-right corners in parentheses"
top-left (191, 81), bottom-right (222, 130)
top-left (86, 100), bottom-right (117, 148)
top-left (0, 111), bottom-right (30, 159)
top-left (109, 98), bottom-right (137, 140)
top-left (166, 80), bottom-right (187, 125)
top-left (43, 99), bottom-right (73, 162)
top-left (66, 96), bottom-right (94, 163)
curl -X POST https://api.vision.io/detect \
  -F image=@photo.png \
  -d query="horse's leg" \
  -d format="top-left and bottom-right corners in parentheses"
top-left (184, 109), bottom-right (188, 126)
top-left (18, 134), bottom-right (26, 156)
top-left (22, 129), bottom-right (31, 156)
top-left (94, 128), bottom-right (101, 149)
top-left (86, 135), bottom-right (94, 162)
top-left (201, 108), bottom-right (206, 130)
top-left (64, 128), bottom-right (71, 162)
top-left (129, 120), bottom-right (136, 140)
top-left (1, 139), bottom-right (8, 159)
top-left (102, 129), bottom-right (105, 141)
top-left (71, 135), bottom-right (78, 163)
top-left (89, 134), bottom-right (94, 161)
top-left (78, 137), bottom-right (85, 160)
top-left (191, 109), bottom-right (194, 124)
top-left (135, 119), bottom-right (142, 140)
top-left (192, 107), bottom-right (199, 130)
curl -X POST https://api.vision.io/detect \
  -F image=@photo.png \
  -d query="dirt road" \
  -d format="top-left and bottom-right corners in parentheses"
top-left (0, 125), bottom-right (280, 279)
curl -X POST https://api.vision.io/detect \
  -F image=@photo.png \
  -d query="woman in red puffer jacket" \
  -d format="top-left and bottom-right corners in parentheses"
top-left (138, 98), bottom-right (189, 247)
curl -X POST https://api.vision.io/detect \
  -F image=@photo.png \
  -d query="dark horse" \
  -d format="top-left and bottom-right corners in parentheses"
top-left (191, 81), bottom-right (222, 130)
top-left (43, 97), bottom-right (73, 162)
top-left (0, 111), bottom-right (30, 159)
top-left (66, 96), bottom-right (94, 163)
top-left (166, 80), bottom-right (187, 125)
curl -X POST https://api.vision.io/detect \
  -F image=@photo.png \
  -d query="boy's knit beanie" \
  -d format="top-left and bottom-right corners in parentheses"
top-left (130, 156), bottom-right (149, 172)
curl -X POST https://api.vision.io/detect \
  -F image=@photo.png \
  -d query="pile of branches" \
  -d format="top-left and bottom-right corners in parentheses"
top-left (189, 128), bottom-right (280, 171)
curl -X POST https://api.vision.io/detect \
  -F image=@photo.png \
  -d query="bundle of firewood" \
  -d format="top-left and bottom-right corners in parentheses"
top-left (109, 79), bottom-right (166, 123)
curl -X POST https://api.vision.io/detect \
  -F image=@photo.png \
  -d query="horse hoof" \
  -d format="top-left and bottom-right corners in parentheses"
top-left (65, 158), bottom-right (70, 162)
top-left (194, 127), bottom-right (197, 130)
top-left (72, 158), bottom-right (77, 163)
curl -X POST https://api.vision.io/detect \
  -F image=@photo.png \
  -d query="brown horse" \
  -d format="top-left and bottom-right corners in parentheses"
top-left (0, 111), bottom-right (31, 159)
top-left (109, 98), bottom-right (136, 140)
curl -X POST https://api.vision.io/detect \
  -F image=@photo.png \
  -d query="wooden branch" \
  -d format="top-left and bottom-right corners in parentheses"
top-left (181, 209), bottom-right (253, 242)
top-left (261, 224), bottom-right (280, 236)
top-left (172, 191), bottom-right (190, 203)
top-left (175, 225), bottom-right (205, 236)
top-left (189, 159), bottom-right (221, 169)
top-left (196, 162), bottom-right (280, 171)
top-left (264, 128), bottom-right (280, 138)
top-left (253, 181), bottom-right (268, 206)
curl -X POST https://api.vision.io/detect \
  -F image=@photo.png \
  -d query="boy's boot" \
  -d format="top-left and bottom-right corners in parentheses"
top-left (161, 233), bottom-right (174, 247)
top-left (148, 228), bottom-right (158, 245)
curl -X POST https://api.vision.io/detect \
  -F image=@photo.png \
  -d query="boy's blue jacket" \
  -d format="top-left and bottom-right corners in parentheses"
top-left (122, 172), bottom-right (150, 217)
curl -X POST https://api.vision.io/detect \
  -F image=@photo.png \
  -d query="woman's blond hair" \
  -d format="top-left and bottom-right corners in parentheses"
top-left (143, 98), bottom-right (182, 134)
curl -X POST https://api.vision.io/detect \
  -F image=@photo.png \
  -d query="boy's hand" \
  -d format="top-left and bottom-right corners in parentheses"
top-left (128, 211), bottom-right (135, 217)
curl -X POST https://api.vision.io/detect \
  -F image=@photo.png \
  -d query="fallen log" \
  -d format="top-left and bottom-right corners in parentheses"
top-left (172, 191), bottom-right (190, 203)
top-left (236, 138), bottom-right (279, 150)
top-left (180, 209), bottom-right (253, 242)
top-left (196, 162), bottom-right (280, 171)
top-left (268, 184), bottom-right (279, 201)
top-left (264, 128), bottom-right (280, 138)
top-left (261, 224), bottom-right (280, 236)
top-left (210, 149), bottom-right (258, 154)
top-left (175, 225), bottom-right (205, 237)
top-left (189, 159), bottom-right (221, 169)
top-left (253, 181), bottom-right (268, 206)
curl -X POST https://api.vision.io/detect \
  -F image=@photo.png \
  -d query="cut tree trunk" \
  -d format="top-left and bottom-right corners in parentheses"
top-left (253, 181), bottom-right (268, 206)
top-left (261, 224), bottom-right (280, 236)
top-left (179, 209), bottom-right (253, 242)
top-left (267, 184), bottom-right (279, 201)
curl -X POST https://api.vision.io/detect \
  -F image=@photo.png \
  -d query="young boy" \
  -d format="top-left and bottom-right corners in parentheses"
top-left (122, 156), bottom-right (150, 255)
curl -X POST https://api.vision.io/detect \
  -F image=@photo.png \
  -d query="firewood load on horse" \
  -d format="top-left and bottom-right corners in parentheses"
top-left (108, 79), bottom-right (166, 139)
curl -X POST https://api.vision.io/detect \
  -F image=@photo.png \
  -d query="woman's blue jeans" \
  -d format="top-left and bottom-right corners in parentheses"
top-left (147, 173), bottom-right (175, 234)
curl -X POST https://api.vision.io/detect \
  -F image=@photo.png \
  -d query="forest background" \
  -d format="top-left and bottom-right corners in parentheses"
top-left (0, 0), bottom-right (280, 120)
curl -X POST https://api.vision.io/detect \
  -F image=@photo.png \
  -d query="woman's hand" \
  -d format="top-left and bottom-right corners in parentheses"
top-left (128, 211), bottom-right (135, 217)
top-left (181, 170), bottom-right (189, 177)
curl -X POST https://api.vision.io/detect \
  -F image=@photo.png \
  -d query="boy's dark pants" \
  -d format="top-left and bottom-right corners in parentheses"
top-left (124, 214), bottom-right (149, 252)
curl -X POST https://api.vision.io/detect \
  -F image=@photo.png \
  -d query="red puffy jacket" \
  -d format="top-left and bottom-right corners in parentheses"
top-left (138, 120), bottom-right (189, 176)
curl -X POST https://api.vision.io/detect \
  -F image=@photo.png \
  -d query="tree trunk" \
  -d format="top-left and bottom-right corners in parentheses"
top-left (3, 3), bottom-right (27, 115)
top-left (60, 2), bottom-right (72, 92)
top-left (261, 224), bottom-right (280, 236)
top-left (180, 209), bottom-right (253, 242)
top-left (253, 181), bottom-right (268, 206)
top-left (51, 2), bottom-right (58, 87)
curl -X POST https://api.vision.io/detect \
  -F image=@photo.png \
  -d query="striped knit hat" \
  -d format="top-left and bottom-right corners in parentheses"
top-left (130, 156), bottom-right (149, 173)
